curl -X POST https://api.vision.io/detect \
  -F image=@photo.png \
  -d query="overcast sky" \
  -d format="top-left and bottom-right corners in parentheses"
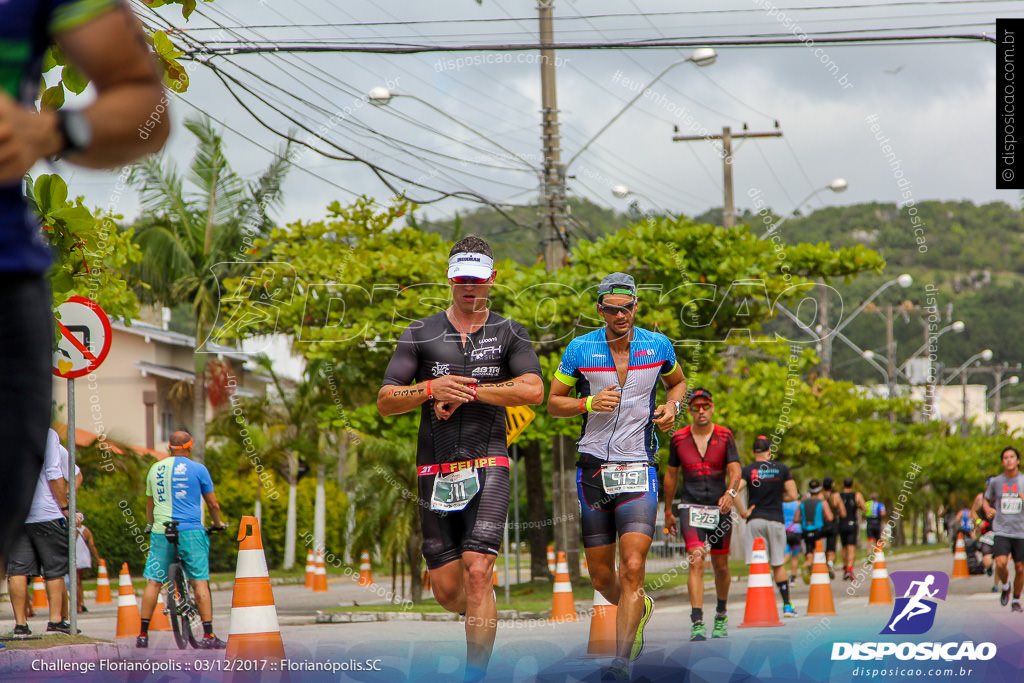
top-left (53, 0), bottom-right (1013, 229)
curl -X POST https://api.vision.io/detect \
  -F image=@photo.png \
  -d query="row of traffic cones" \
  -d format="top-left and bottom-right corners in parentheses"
top-left (28, 557), bottom-right (117, 610)
top-left (303, 548), bottom-right (374, 592)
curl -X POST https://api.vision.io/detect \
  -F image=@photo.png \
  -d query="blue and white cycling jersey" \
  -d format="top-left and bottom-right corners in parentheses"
top-left (554, 326), bottom-right (677, 465)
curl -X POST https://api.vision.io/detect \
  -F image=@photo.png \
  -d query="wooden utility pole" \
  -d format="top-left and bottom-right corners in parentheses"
top-left (672, 125), bottom-right (782, 229)
top-left (537, 0), bottom-right (578, 580)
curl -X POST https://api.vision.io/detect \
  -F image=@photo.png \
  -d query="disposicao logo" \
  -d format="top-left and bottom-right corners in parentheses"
top-left (881, 570), bottom-right (948, 635)
top-left (832, 571), bottom-right (996, 662)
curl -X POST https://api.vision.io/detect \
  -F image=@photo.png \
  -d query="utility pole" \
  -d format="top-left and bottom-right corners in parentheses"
top-left (672, 125), bottom-right (782, 229)
top-left (537, 0), bottom-right (577, 580)
top-left (538, 0), bottom-right (567, 268)
top-left (819, 278), bottom-right (831, 379)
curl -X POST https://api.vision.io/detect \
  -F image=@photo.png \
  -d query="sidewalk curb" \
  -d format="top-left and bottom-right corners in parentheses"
top-left (315, 605), bottom-right (589, 624)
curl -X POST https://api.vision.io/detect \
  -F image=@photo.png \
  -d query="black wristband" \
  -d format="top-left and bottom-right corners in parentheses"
top-left (61, 505), bottom-right (69, 511)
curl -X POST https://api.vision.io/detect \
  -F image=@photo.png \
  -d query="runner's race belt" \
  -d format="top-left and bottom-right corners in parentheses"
top-left (417, 456), bottom-right (510, 477)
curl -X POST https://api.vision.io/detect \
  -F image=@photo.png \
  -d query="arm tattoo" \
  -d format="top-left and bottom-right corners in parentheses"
top-left (392, 387), bottom-right (425, 397)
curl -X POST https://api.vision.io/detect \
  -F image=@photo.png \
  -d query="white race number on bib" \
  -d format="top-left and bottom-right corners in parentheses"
top-left (685, 505), bottom-right (720, 530)
top-left (601, 463), bottom-right (649, 495)
top-left (430, 468), bottom-right (480, 512)
top-left (1001, 496), bottom-right (1023, 515)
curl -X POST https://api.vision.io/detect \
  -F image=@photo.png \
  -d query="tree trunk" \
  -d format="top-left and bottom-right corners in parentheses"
top-left (522, 441), bottom-right (550, 582)
top-left (407, 523), bottom-right (423, 603)
top-left (391, 553), bottom-right (397, 601)
top-left (191, 340), bottom-right (208, 465)
top-left (314, 463), bottom-right (326, 554)
top-left (283, 456), bottom-right (297, 569)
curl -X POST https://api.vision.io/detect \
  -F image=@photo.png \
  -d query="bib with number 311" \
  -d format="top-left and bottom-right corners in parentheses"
top-left (430, 468), bottom-right (480, 512)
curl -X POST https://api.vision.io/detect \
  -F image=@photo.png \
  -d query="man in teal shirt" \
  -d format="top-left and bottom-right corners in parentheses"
top-left (137, 431), bottom-right (227, 649)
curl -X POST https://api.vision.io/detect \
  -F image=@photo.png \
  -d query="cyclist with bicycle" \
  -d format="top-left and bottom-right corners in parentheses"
top-left (137, 431), bottom-right (228, 649)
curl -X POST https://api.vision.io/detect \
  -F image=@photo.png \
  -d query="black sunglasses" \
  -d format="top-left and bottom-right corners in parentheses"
top-left (598, 302), bottom-right (637, 315)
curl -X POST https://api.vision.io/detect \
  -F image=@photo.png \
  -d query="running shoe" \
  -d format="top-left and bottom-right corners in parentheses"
top-left (199, 635), bottom-right (228, 650)
top-left (690, 621), bottom-right (707, 641)
top-left (197, 634), bottom-right (226, 651)
top-left (801, 565), bottom-right (812, 585)
top-left (7, 624), bottom-right (31, 638)
top-left (712, 613), bottom-right (728, 638)
top-left (783, 604), bottom-right (798, 618)
top-left (1001, 585), bottom-right (1011, 607)
top-left (46, 621), bottom-right (80, 635)
top-left (601, 659), bottom-right (630, 683)
top-left (1013, 602), bottom-right (1023, 614)
top-left (135, 634), bottom-right (149, 649)
top-left (629, 594), bottom-right (653, 661)
top-left (827, 562), bottom-right (835, 580)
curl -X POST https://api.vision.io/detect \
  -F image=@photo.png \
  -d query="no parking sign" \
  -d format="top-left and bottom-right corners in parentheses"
top-left (52, 295), bottom-right (112, 378)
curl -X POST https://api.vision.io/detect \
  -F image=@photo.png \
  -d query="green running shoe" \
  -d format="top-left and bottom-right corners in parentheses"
top-left (601, 659), bottom-right (630, 683)
top-left (630, 594), bottom-right (654, 661)
top-left (712, 613), bottom-right (728, 638)
top-left (689, 621), bottom-right (707, 641)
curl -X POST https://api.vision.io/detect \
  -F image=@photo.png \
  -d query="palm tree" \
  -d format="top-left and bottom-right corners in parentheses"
top-left (128, 115), bottom-right (291, 464)
top-left (209, 354), bottom-right (336, 569)
top-left (347, 434), bottom-right (422, 603)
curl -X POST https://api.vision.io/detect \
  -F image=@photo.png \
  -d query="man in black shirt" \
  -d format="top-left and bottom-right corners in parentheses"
top-left (838, 478), bottom-right (866, 581)
top-left (378, 236), bottom-right (543, 683)
top-left (738, 436), bottom-right (798, 617)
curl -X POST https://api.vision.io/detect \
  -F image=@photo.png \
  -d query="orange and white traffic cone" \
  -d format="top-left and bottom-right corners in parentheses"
top-left (95, 559), bottom-right (113, 604)
top-left (115, 563), bottom-right (141, 638)
top-left (547, 545), bottom-right (556, 576)
top-left (31, 576), bottom-right (48, 610)
top-left (150, 591), bottom-right (172, 631)
top-left (493, 569), bottom-right (499, 586)
top-left (422, 569), bottom-right (432, 599)
top-left (739, 537), bottom-right (783, 627)
top-left (587, 589), bottom-right (617, 655)
top-left (868, 540), bottom-right (893, 605)
top-left (952, 532), bottom-right (970, 579)
top-left (304, 549), bottom-right (315, 589)
top-left (805, 539), bottom-right (837, 616)
top-left (358, 550), bottom-right (374, 587)
top-left (550, 551), bottom-right (577, 622)
top-left (226, 516), bottom-right (285, 662)
top-left (313, 549), bottom-right (329, 593)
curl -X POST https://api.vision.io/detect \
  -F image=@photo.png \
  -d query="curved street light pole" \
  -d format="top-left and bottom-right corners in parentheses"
top-left (566, 48), bottom-right (716, 170)
top-left (943, 349), bottom-right (994, 437)
top-left (759, 178), bottom-right (848, 241)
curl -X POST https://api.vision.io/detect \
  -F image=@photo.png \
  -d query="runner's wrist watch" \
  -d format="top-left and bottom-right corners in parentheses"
top-left (727, 489), bottom-right (737, 498)
top-left (668, 399), bottom-right (681, 414)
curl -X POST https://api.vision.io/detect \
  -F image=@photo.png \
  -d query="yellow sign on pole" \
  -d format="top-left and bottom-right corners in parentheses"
top-left (505, 405), bottom-right (536, 446)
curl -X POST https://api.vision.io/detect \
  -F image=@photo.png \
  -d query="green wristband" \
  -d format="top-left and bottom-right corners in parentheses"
top-left (586, 396), bottom-right (594, 412)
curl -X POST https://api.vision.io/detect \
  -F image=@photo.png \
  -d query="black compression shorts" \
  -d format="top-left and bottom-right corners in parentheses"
top-left (839, 520), bottom-right (858, 547)
top-left (419, 465), bottom-right (509, 570)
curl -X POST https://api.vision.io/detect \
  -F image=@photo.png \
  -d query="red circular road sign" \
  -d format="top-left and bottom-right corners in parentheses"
top-left (52, 296), bottom-right (112, 379)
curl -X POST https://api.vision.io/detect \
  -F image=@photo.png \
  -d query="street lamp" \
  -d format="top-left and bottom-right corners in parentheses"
top-left (860, 350), bottom-right (893, 393)
top-left (611, 184), bottom-right (668, 214)
top-left (759, 178), bottom-right (848, 240)
top-left (818, 273), bottom-right (912, 381)
top-left (990, 375), bottom-right (1021, 432)
top-left (366, 87), bottom-right (538, 171)
top-left (944, 349), bottom-right (994, 437)
top-left (566, 47), bottom-right (716, 168)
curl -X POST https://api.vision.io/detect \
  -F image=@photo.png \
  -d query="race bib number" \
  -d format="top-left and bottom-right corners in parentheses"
top-left (1001, 496), bottom-right (1023, 515)
top-left (686, 505), bottom-right (720, 530)
top-left (430, 468), bottom-right (480, 512)
top-left (601, 463), bottom-right (649, 495)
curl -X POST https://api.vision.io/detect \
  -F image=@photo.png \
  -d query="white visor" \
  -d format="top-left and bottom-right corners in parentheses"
top-left (447, 252), bottom-right (494, 279)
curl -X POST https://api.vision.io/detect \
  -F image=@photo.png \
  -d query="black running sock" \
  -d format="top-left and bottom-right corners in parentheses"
top-left (139, 619), bottom-right (150, 636)
top-left (777, 580), bottom-right (791, 605)
top-left (691, 607), bottom-right (703, 624)
top-left (202, 621), bottom-right (214, 637)
top-left (716, 598), bottom-right (727, 615)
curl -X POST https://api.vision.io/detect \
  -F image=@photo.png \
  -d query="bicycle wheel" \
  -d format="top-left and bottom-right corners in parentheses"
top-left (167, 564), bottom-right (202, 649)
